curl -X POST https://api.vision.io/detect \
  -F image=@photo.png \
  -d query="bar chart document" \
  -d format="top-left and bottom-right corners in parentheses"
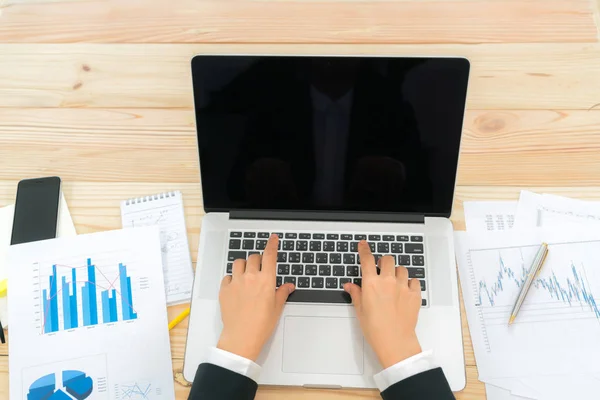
top-left (8, 227), bottom-right (175, 400)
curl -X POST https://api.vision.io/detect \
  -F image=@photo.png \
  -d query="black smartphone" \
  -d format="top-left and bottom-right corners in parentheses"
top-left (11, 176), bottom-right (62, 245)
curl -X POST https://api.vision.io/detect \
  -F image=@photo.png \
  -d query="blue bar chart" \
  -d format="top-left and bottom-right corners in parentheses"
top-left (41, 258), bottom-right (138, 334)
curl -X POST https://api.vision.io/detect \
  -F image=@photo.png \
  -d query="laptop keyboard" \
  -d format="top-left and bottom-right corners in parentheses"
top-left (226, 231), bottom-right (428, 306)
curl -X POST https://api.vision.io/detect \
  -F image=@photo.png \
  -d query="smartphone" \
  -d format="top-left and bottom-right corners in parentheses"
top-left (10, 176), bottom-right (62, 245)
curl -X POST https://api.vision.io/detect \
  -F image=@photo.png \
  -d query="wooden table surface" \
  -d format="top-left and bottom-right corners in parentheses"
top-left (2, 0), bottom-right (600, 398)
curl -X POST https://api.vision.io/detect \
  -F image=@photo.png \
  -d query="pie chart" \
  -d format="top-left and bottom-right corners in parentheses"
top-left (27, 370), bottom-right (93, 400)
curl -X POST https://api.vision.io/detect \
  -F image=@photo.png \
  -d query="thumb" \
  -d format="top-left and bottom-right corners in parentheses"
top-left (344, 283), bottom-right (362, 309)
top-left (275, 283), bottom-right (295, 312)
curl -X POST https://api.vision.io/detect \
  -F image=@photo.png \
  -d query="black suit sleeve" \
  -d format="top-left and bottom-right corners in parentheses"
top-left (188, 363), bottom-right (258, 400)
top-left (380, 368), bottom-right (455, 400)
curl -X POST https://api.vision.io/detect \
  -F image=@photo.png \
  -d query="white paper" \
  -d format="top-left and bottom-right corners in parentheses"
top-left (121, 191), bottom-right (194, 305)
top-left (456, 228), bottom-right (600, 379)
top-left (8, 227), bottom-right (174, 399)
top-left (485, 383), bottom-right (536, 400)
top-left (0, 194), bottom-right (77, 326)
top-left (464, 201), bottom-right (517, 232)
top-left (515, 191), bottom-right (600, 229)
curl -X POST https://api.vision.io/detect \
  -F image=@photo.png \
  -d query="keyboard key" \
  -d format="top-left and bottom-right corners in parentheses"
top-left (289, 252), bottom-right (301, 263)
top-left (242, 240), bottom-right (254, 250)
top-left (420, 280), bottom-right (426, 291)
top-left (354, 234), bottom-right (366, 240)
top-left (302, 253), bottom-right (315, 263)
top-left (256, 240), bottom-right (267, 250)
top-left (277, 253), bottom-right (287, 262)
top-left (333, 265), bottom-right (345, 276)
top-left (326, 278), bottom-right (338, 289)
top-left (373, 254), bottom-right (382, 264)
top-left (411, 236), bottom-right (424, 242)
top-left (353, 278), bottom-right (362, 287)
top-left (291, 264), bottom-right (303, 275)
top-left (305, 265), bottom-right (318, 275)
top-left (383, 235), bottom-right (395, 241)
top-left (343, 254), bottom-right (355, 264)
top-left (408, 267), bottom-right (425, 278)
top-left (327, 234), bottom-right (339, 240)
top-left (277, 241), bottom-right (281, 250)
top-left (319, 265), bottom-right (331, 276)
top-left (282, 240), bottom-right (295, 250)
top-left (296, 241), bottom-right (308, 251)
top-left (310, 241), bottom-right (322, 251)
top-left (422, 299), bottom-right (427, 306)
top-left (230, 231), bottom-right (242, 238)
top-left (226, 263), bottom-right (233, 274)
top-left (346, 266), bottom-right (359, 277)
top-left (377, 242), bottom-right (389, 253)
top-left (340, 278), bottom-right (352, 287)
top-left (249, 251), bottom-right (260, 257)
top-left (285, 233), bottom-right (297, 239)
top-left (330, 253), bottom-right (341, 264)
top-left (276, 276), bottom-right (282, 287)
top-left (244, 232), bottom-right (256, 238)
top-left (391, 243), bottom-right (403, 253)
top-left (350, 242), bottom-right (358, 252)
top-left (284, 276), bottom-right (297, 285)
top-left (299, 233), bottom-right (311, 239)
top-left (323, 241), bottom-right (335, 252)
top-left (278, 264), bottom-right (290, 275)
top-left (397, 235), bottom-right (409, 242)
top-left (228, 251), bottom-right (246, 261)
top-left (229, 239), bottom-right (241, 249)
top-left (341, 234), bottom-right (353, 240)
top-left (258, 232), bottom-right (270, 238)
top-left (273, 232), bottom-right (283, 238)
top-left (312, 277), bottom-right (324, 288)
top-left (412, 255), bottom-right (425, 266)
top-left (298, 277), bottom-right (310, 288)
top-left (398, 255), bottom-right (411, 265)
top-left (337, 242), bottom-right (349, 252)
top-left (316, 253), bottom-right (328, 264)
top-left (405, 243), bottom-right (424, 254)
top-left (368, 235), bottom-right (381, 241)
top-left (313, 233), bottom-right (325, 240)
top-left (368, 242), bottom-right (376, 252)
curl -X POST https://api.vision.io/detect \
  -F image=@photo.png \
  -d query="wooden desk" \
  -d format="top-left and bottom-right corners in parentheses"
top-left (1, 1), bottom-right (600, 398)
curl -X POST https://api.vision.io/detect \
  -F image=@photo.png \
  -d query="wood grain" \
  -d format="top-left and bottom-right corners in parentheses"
top-left (1, 43), bottom-right (600, 110)
top-left (0, 0), bottom-right (596, 44)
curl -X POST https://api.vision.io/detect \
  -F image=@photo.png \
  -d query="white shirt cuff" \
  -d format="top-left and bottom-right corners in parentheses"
top-left (206, 347), bottom-right (262, 383)
top-left (373, 350), bottom-right (437, 392)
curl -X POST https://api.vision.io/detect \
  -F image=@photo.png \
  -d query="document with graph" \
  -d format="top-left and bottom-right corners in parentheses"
top-left (7, 227), bottom-right (175, 400)
top-left (456, 228), bottom-right (600, 379)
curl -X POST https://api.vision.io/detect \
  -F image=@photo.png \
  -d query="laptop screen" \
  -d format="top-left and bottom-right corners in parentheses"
top-left (192, 56), bottom-right (470, 216)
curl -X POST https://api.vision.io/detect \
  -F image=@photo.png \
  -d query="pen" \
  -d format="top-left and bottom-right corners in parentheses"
top-left (508, 243), bottom-right (549, 325)
top-left (169, 307), bottom-right (190, 330)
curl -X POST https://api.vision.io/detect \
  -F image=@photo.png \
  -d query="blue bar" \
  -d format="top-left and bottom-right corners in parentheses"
top-left (82, 284), bottom-right (90, 326)
top-left (87, 259), bottom-right (98, 325)
top-left (119, 263), bottom-right (131, 320)
top-left (101, 290), bottom-right (111, 323)
top-left (62, 276), bottom-right (71, 330)
top-left (43, 288), bottom-right (52, 334)
top-left (49, 265), bottom-right (59, 332)
top-left (127, 277), bottom-right (137, 320)
top-left (109, 289), bottom-right (118, 323)
top-left (70, 268), bottom-right (78, 328)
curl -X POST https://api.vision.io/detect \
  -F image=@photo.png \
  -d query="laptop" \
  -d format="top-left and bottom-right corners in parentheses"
top-left (184, 55), bottom-right (470, 391)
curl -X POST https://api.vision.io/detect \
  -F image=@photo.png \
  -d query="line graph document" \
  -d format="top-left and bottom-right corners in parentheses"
top-left (456, 228), bottom-right (600, 379)
top-left (7, 227), bottom-right (174, 400)
top-left (515, 191), bottom-right (600, 229)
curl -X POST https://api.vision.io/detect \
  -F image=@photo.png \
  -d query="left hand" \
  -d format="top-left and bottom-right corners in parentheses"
top-left (217, 235), bottom-right (295, 361)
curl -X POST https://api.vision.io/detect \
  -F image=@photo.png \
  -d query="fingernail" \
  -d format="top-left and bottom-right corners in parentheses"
top-left (288, 284), bottom-right (295, 293)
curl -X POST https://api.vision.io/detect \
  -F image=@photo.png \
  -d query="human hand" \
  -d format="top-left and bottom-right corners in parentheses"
top-left (217, 235), bottom-right (295, 361)
top-left (343, 241), bottom-right (422, 369)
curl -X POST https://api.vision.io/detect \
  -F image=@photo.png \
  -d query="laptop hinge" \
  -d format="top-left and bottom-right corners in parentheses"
top-left (230, 210), bottom-right (425, 224)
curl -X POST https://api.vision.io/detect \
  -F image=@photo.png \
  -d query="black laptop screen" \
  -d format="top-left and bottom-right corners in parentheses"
top-left (192, 56), bottom-right (470, 216)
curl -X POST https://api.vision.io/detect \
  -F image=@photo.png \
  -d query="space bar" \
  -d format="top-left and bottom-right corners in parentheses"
top-left (286, 289), bottom-right (351, 304)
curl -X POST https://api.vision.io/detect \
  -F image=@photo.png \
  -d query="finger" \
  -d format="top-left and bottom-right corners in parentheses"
top-left (261, 234), bottom-right (279, 276)
top-left (232, 258), bottom-right (246, 277)
top-left (246, 253), bottom-right (262, 273)
top-left (221, 275), bottom-right (232, 288)
top-left (409, 278), bottom-right (421, 292)
top-left (358, 241), bottom-right (377, 277)
top-left (344, 283), bottom-right (362, 310)
top-left (380, 255), bottom-right (395, 276)
top-left (275, 283), bottom-right (295, 313)
top-left (395, 265), bottom-right (409, 286)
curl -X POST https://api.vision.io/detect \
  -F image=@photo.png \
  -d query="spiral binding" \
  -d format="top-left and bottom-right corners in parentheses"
top-left (125, 191), bottom-right (176, 206)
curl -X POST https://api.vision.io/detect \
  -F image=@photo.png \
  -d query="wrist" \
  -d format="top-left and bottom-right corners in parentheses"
top-left (376, 333), bottom-right (422, 369)
top-left (217, 332), bottom-right (262, 362)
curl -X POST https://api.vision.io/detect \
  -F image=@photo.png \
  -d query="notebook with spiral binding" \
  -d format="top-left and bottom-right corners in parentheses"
top-left (121, 191), bottom-right (193, 304)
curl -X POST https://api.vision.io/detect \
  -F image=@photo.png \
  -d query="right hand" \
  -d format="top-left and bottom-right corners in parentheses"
top-left (343, 241), bottom-right (423, 369)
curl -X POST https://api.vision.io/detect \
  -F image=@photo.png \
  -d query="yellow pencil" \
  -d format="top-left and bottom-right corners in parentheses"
top-left (168, 307), bottom-right (190, 330)
top-left (0, 279), bottom-right (7, 298)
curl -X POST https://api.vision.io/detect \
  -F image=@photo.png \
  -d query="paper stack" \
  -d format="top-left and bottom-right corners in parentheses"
top-left (458, 191), bottom-right (600, 400)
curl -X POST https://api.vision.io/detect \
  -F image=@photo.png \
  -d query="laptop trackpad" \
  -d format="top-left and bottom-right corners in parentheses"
top-left (282, 316), bottom-right (364, 375)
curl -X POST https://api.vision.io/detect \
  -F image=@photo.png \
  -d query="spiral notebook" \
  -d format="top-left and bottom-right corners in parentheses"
top-left (121, 191), bottom-right (193, 305)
